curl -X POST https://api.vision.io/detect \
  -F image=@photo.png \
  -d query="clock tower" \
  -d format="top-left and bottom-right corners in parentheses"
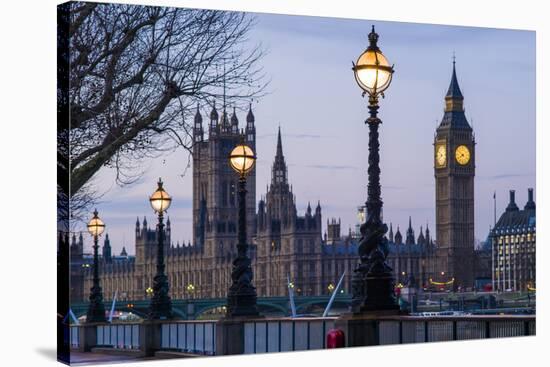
top-left (434, 60), bottom-right (475, 289)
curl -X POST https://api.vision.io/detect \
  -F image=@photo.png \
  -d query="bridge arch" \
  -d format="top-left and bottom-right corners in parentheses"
top-left (257, 301), bottom-right (287, 315)
top-left (193, 301), bottom-right (227, 319)
top-left (295, 299), bottom-right (349, 314)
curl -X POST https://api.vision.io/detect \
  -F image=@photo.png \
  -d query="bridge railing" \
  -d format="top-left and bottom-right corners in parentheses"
top-left (70, 315), bottom-right (535, 356)
top-left (374, 316), bottom-right (535, 345)
top-left (160, 320), bottom-right (217, 355)
top-left (243, 317), bottom-right (336, 354)
top-left (70, 326), bottom-right (80, 348)
top-left (96, 323), bottom-right (141, 349)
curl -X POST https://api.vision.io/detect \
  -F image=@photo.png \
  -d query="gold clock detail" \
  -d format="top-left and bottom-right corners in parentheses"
top-left (435, 144), bottom-right (446, 167)
top-left (455, 145), bottom-right (470, 165)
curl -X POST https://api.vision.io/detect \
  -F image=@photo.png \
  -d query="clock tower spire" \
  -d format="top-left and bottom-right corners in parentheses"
top-left (434, 59), bottom-right (475, 289)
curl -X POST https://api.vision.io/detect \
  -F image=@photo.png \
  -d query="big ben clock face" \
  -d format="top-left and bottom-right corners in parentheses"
top-left (455, 145), bottom-right (471, 165)
top-left (435, 143), bottom-right (446, 168)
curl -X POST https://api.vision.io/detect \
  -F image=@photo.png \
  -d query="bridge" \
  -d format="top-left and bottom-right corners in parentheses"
top-left (71, 290), bottom-right (536, 320)
top-left (71, 294), bottom-right (353, 320)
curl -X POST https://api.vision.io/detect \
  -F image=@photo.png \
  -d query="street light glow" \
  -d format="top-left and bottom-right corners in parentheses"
top-left (87, 209), bottom-right (105, 237)
top-left (149, 178), bottom-right (172, 214)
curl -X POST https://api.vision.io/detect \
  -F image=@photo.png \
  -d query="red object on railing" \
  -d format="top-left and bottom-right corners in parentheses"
top-left (326, 328), bottom-right (345, 348)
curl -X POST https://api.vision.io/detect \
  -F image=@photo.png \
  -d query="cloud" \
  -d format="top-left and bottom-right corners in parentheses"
top-left (257, 133), bottom-right (322, 139)
top-left (302, 164), bottom-right (359, 170)
top-left (480, 173), bottom-right (535, 180)
top-left (383, 185), bottom-right (406, 190)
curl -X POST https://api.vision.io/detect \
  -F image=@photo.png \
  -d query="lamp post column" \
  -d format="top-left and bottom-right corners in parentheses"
top-left (227, 175), bottom-right (259, 317)
top-left (87, 233), bottom-right (106, 323)
top-left (349, 26), bottom-right (399, 313)
top-left (149, 211), bottom-right (172, 319)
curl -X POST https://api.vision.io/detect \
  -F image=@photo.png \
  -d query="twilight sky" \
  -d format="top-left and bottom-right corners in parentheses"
top-left (79, 11), bottom-right (536, 255)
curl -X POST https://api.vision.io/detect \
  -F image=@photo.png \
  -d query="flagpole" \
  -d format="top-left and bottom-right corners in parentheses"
top-left (493, 191), bottom-right (497, 228)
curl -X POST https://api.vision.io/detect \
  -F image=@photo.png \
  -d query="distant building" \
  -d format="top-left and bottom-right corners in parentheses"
top-left (473, 234), bottom-right (492, 290)
top-left (321, 210), bottom-right (437, 294)
top-left (491, 189), bottom-right (536, 292)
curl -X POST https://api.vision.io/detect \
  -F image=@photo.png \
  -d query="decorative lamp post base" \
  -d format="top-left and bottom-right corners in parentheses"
top-left (227, 288), bottom-right (260, 318)
top-left (86, 303), bottom-right (106, 323)
top-left (226, 256), bottom-right (260, 318)
top-left (149, 300), bottom-right (173, 320)
top-left (148, 273), bottom-right (173, 320)
top-left (352, 271), bottom-right (399, 313)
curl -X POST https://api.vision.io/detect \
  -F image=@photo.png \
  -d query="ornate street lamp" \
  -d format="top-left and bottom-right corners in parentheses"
top-left (226, 143), bottom-right (260, 317)
top-left (350, 26), bottom-right (399, 313)
top-left (148, 178), bottom-right (173, 319)
top-left (86, 209), bottom-right (107, 323)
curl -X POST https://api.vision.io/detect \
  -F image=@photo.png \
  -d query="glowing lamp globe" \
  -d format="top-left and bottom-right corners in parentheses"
top-left (352, 26), bottom-right (393, 96)
top-left (149, 178), bottom-right (172, 213)
top-left (229, 144), bottom-right (256, 175)
top-left (87, 209), bottom-right (105, 237)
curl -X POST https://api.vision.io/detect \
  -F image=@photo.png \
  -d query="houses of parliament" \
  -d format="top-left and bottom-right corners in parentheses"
top-left (73, 63), bottom-right (488, 303)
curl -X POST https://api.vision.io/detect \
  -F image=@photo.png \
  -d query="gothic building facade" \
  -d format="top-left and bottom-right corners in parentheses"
top-left (82, 106), bottom-right (325, 302)
top-left (254, 128), bottom-right (323, 297)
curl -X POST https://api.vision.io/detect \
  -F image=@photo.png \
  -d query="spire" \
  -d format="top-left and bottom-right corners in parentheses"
top-left (246, 102), bottom-right (255, 123)
top-left (194, 104), bottom-right (203, 125)
top-left (120, 246), bottom-right (128, 257)
top-left (417, 226), bottom-right (425, 245)
top-left (307, 201), bottom-right (312, 215)
top-left (271, 126), bottom-right (288, 186)
top-left (425, 222), bottom-right (431, 244)
top-left (394, 226), bottom-right (403, 245)
top-left (276, 126), bottom-right (283, 158)
top-left (231, 106), bottom-right (239, 126)
top-left (524, 188), bottom-right (536, 210)
top-left (210, 101), bottom-right (218, 121)
top-left (220, 107), bottom-right (230, 132)
top-left (442, 57), bottom-right (468, 118)
top-left (103, 233), bottom-right (112, 263)
top-left (405, 216), bottom-right (415, 245)
top-left (388, 223), bottom-right (394, 243)
top-left (438, 56), bottom-right (472, 130)
top-left (446, 56), bottom-right (464, 100)
top-left (143, 216), bottom-right (147, 228)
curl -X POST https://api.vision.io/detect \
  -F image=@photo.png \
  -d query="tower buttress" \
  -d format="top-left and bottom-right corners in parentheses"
top-left (246, 103), bottom-right (256, 145)
top-left (209, 102), bottom-right (219, 138)
top-left (135, 217), bottom-right (140, 238)
top-left (231, 107), bottom-right (239, 134)
top-left (194, 104), bottom-right (204, 143)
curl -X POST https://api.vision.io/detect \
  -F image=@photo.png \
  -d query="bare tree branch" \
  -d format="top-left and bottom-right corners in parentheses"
top-left (58, 2), bottom-right (267, 219)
